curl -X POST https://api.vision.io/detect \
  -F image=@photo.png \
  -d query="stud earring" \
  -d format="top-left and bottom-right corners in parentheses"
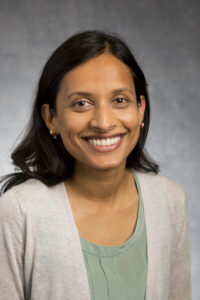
top-left (140, 122), bottom-right (144, 128)
top-left (50, 129), bottom-right (58, 139)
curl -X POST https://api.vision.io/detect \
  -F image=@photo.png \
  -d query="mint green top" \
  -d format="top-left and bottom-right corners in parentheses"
top-left (79, 169), bottom-right (148, 300)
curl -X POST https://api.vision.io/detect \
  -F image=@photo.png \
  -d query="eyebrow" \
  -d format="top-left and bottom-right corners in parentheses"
top-left (66, 88), bottom-right (133, 100)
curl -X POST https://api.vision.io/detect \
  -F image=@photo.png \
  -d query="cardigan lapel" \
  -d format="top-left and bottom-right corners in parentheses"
top-left (59, 182), bottom-right (92, 300)
top-left (135, 171), bottom-right (171, 300)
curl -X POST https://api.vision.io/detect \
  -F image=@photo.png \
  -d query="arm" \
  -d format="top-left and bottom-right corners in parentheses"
top-left (169, 192), bottom-right (192, 300)
top-left (0, 189), bottom-right (25, 300)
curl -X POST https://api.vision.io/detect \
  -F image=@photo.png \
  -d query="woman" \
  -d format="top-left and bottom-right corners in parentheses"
top-left (0, 30), bottom-right (191, 300)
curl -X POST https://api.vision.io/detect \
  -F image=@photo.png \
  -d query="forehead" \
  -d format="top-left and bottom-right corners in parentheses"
top-left (60, 53), bottom-right (135, 92)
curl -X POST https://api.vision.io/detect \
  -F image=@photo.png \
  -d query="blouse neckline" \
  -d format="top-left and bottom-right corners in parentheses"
top-left (79, 168), bottom-right (145, 256)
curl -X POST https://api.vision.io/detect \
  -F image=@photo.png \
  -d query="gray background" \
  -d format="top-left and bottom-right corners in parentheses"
top-left (0, 0), bottom-right (199, 298)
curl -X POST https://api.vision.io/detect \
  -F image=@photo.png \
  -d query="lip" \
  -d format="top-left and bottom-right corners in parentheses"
top-left (81, 132), bottom-right (127, 140)
top-left (81, 133), bottom-right (126, 152)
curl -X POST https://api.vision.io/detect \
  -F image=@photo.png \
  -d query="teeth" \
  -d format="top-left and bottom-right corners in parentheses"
top-left (88, 136), bottom-right (121, 146)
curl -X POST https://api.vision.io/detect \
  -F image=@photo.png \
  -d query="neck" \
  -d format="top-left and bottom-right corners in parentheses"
top-left (66, 161), bottom-right (135, 207)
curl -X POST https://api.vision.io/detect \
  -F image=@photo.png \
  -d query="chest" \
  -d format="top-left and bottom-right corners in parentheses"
top-left (68, 193), bottom-right (140, 247)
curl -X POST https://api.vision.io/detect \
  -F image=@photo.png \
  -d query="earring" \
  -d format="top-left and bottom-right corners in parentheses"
top-left (140, 122), bottom-right (144, 128)
top-left (50, 129), bottom-right (57, 139)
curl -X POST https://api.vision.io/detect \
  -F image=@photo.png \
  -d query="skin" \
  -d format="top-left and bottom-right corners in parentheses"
top-left (41, 52), bottom-right (146, 244)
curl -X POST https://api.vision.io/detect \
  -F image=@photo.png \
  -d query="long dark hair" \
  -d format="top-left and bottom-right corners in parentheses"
top-left (0, 29), bottom-right (159, 195)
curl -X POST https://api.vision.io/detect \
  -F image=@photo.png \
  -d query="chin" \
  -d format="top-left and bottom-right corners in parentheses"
top-left (85, 159), bottom-right (126, 170)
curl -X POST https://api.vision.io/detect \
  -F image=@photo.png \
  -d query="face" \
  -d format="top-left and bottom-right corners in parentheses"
top-left (41, 52), bottom-right (146, 171)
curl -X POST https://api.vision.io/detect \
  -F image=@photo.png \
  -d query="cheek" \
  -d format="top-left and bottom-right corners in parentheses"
top-left (57, 113), bottom-right (87, 150)
top-left (120, 110), bottom-right (141, 150)
top-left (58, 113), bottom-right (83, 135)
top-left (120, 109), bottom-right (140, 131)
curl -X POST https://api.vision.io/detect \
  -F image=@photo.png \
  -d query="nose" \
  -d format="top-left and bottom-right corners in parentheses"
top-left (89, 104), bottom-right (116, 132)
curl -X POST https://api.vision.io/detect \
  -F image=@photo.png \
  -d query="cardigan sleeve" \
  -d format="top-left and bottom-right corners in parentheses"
top-left (169, 192), bottom-right (192, 300)
top-left (0, 189), bottom-right (25, 300)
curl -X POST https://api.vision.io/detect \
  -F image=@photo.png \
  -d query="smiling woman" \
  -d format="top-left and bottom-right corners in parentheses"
top-left (41, 52), bottom-right (146, 172)
top-left (0, 30), bottom-right (191, 300)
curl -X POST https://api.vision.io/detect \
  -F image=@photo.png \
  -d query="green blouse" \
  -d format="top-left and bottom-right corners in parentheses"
top-left (79, 169), bottom-right (148, 300)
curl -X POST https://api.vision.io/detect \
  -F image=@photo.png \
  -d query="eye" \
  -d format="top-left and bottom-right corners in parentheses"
top-left (72, 100), bottom-right (91, 107)
top-left (113, 97), bottom-right (128, 104)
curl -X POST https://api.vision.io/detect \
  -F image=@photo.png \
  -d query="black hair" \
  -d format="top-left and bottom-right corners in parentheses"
top-left (0, 29), bottom-right (159, 195)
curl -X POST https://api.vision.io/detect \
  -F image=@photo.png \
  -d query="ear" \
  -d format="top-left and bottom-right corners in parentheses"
top-left (41, 104), bottom-right (57, 133)
top-left (138, 95), bottom-right (146, 123)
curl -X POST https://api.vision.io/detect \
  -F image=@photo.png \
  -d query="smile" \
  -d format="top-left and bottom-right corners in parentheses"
top-left (88, 136), bottom-right (121, 146)
top-left (81, 133), bottom-right (126, 152)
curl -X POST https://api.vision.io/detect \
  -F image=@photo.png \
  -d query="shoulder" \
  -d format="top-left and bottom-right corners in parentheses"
top-left (134, 170), bottom-right (190, 232)
top-left (0, 179), bottom-right (47, 203)
top-left (0, 178), bottom-right (63, 217)
top-left (135, 169), bottom-right (185, 195)
top-left (134, 169), bottom-right (187, 208)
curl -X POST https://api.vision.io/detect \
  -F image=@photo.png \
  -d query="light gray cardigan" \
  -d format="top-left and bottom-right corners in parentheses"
top-left (0, 170), bottom-right (192, 300)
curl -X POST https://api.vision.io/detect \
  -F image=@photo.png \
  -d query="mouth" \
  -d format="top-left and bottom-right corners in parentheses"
top-left (81, 133), bottom-right (127, 152)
